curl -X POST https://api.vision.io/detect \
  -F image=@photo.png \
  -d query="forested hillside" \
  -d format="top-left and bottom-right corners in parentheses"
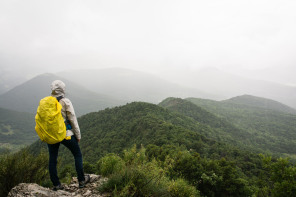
top-left (0, 108), bottom-right (36, 153)
top-left (26, 100), bottom-right (296, 196)
top-left (31, 102), bottom-right (249, 163)
top-left (159, 97), bottom-right (254, 148)
top-left (187, 96), bottom-right (296, 159)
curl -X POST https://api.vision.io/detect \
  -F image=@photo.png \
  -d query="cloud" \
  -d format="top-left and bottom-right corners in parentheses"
top-left (0, 0), bottom-right (295, 78)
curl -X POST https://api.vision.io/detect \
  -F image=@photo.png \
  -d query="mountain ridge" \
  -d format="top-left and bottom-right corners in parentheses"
top-left (0, 73), bottom-right (126, 116)
top-left (162, 67), bottom-right (296, 108)
top-left (222, 94), bottom-right (296, 114)
top-left (159, 97), bottom-right (251, 145)
top-left (186, 96), bottom-right (296, 158)
top-left (57, 68), bottom-right (217, 103)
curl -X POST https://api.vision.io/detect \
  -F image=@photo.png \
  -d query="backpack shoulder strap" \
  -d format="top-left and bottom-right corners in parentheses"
top-left (56, 96), bottom-right (64, 102)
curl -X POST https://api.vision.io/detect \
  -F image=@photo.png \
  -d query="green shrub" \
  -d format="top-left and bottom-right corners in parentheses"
top-left (97, 153), bottom-right (125, 176)
top-left (123, 144), bottom-right (146, 165)
top-left (98, 145), bottom-right (199, 197)
top-left (98, 172), bottom-right (126, 193)
top-left (0, 149), bottom-right (48, 197)
top-left (168, 178), bottom-right (200, 197)
top-left (83, 161), bottom-right (96, 174)
top-left (100, 161), bottom-right (170, 196)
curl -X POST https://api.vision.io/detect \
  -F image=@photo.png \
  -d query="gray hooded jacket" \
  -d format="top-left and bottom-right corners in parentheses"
top-left (51, 80), bottom-right (81, 140)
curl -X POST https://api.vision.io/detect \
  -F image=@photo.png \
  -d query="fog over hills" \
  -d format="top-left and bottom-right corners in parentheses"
top-left (1, 67), bottom-right (296, 110)
top-left (57, 68), bottom-right (216, 103)
top-left (0, 73), bottom-right (126, 116)
top-left (0, 0), bottom-right (295, 109)
top-left (161, 67), bottom-right (296, 109)
top-left (57, 67), bottom-right (296, 109)
top-left (0, 70), bottom-right (32, 95)
top-left (229, 65), bottom-right (296, 87)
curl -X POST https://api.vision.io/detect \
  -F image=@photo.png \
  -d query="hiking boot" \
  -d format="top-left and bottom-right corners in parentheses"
top-left (79, 174), bottom-right (90, 188)
top-left (53, 184), bottom-right (64, 191)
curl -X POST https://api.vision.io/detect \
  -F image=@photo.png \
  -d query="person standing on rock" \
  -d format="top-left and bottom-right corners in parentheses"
top-left (47, 80), bottom-right (90, 191)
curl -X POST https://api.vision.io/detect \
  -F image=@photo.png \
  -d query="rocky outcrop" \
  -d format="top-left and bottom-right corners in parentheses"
top-left (8, 174), bottom-right (110, 197)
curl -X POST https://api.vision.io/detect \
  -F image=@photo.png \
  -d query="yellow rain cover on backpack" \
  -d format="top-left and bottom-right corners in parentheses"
top-left (35, 96), bottom-right (66, 144)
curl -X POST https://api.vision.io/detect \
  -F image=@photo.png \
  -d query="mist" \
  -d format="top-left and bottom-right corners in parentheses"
top-left (1, 0), bottom-right (296, 93)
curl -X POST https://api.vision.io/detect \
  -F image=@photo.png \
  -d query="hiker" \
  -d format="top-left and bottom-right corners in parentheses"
top-left (47, 80), bottom-right (90, 191)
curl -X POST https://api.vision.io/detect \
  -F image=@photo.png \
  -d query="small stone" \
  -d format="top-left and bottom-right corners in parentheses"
top-left (83, 190), bottom-right (92, 196)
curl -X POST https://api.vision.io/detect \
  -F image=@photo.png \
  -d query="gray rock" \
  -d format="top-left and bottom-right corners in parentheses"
top-left (8, 174), bottom-right (109, 197)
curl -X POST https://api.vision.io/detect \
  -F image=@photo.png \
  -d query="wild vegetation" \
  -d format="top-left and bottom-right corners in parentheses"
top-left (0, 108), bottom-right (36, 153)
top-left (0, 149), bottom-right (48, 197)
top-left (2, 96), bottom-right (296, 196)
top-left (36, 101), bottom-right (258, 164)
top-left (186, 96), bottom-right (296, 159)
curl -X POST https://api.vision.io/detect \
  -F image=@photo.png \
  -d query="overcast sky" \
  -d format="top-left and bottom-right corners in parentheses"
top-left (1, 0), bottom-right (296, 84)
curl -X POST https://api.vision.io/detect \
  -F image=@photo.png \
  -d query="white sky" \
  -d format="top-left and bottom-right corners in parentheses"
top-left (0, 0), bottom-right (296, 81)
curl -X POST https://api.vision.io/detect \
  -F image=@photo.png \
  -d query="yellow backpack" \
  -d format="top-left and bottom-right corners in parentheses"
top-left (35, 96), bottom-right (66, 144)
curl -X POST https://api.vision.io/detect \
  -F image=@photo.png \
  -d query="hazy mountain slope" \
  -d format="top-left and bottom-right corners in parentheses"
top-left (186, 96), bottom-right (296, 158)
top-left (230, 66), bottom-right (296, 87)
top-left (0, 70), bottom-right (31, 95)
top-left (163, 67), bottom-right (296, 109)
top-left (57, 68), bottom-right (215, 103)
top-left (0, 85), bottom-right (6, 95)
top-left (0, 107), bottom-right (36, 152)
top-left (223, 95), bottom-right (296, 114)
top-left (0, 73), bottom-right (126, 116)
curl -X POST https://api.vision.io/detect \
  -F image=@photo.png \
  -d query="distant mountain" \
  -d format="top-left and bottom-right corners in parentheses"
top-left (0, 69), bottom-right (33, 95)
top-left (0, 107), bottom-right (36, 153)
top-left (0, 85), bottom-right (7, 95)
top-left (223, 95), bottom-right (296, 114)
top-left (0, 73), bottom-right (126, 116)
top-left (230, 66), bottom-right (296, 87)
top-left (186, 96), bottom-right (296, 158)
top-left (162, 67), bottom-right (296, 109)
top-left (57, 68), bottom-right (215, 103)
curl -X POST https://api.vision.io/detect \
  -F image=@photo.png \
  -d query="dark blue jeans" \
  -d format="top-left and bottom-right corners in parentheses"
top-left (47, 135), bottom-right (85, 186)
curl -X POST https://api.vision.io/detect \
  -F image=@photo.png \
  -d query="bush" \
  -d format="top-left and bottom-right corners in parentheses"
top-left (0, 149), bottom-right (48, 197)
top-left (83, 161), bottom-right (96, 174)
top-left (99, 159), bottom-right (170, 196)
top-left (98, 145), bottom-right (200, 197)
top-left (123, 144), bottom-right (146, 165)
top-left (97, 153), bottom-right (125, 176)
top-left (168, 178), bottom-right (200, 197)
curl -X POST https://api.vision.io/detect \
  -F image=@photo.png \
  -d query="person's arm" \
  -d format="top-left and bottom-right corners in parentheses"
top-left (64, 98), bottom-right (81, 140)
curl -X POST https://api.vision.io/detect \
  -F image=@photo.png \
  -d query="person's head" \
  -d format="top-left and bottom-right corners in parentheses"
top-left (51, 80), bottom-right (66, 97)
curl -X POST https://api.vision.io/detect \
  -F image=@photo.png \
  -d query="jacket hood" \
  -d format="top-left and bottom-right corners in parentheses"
top-left (51, 80), bottom-right (66, 97)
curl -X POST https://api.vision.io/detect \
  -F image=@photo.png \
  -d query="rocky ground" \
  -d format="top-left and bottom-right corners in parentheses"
top-left (8, 174), bottom-right (110, 197)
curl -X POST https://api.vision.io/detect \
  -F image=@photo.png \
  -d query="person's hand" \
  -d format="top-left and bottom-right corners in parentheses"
top-left (77, 138), bottom-right (80, 143)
